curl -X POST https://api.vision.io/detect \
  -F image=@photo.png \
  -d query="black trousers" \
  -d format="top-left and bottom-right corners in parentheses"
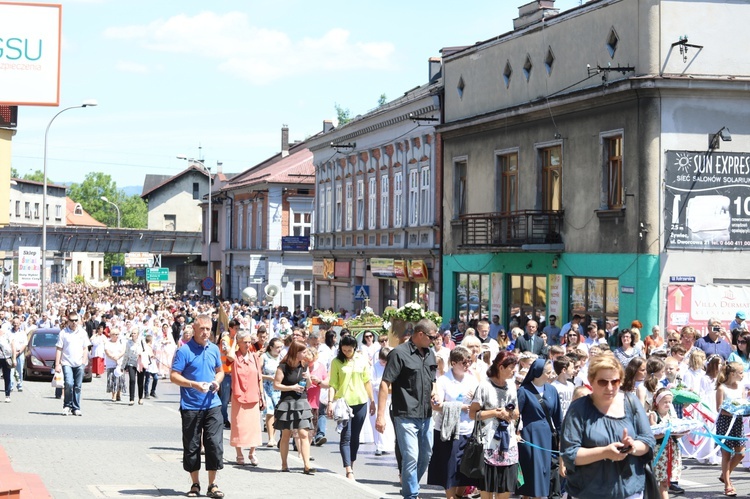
top-left (180, 405), bottom-right (224, 472)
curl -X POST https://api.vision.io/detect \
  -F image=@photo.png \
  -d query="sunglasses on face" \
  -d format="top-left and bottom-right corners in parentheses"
top-left (426, 333), bottom-right (439, 341)
top-left (739, 340), bottom-right (747, 345)
top-left (378, 339), bottom-right (388, 343)
top-left (668, 339), bottom-right (678, 343)
top-left (596, 378), bottom-right (621, 388)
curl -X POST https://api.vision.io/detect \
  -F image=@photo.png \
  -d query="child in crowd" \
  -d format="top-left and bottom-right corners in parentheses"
top-left (643, 357), bottom-right (666, 411)
top-left (649, 388), bottom-right (684, 499)
top-left (716, 362), bottom-right (746, 496)
top-left (551, 357), bottom-right (575, 417)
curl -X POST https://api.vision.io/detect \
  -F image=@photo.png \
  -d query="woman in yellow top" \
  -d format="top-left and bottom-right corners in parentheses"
top-left (327, 334), bottom-right (375, 480)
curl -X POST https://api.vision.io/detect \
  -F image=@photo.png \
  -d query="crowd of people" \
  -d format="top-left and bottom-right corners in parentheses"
top-left (1, 282), bottom-right (749, 499)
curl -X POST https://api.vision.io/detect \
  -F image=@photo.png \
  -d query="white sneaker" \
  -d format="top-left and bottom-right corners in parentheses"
top-left (72, 409), bottom-right (82, 416)
top-left (4, 397), bottom-right (9, 403)
top-left (62, 407), bottom-right (72, 416)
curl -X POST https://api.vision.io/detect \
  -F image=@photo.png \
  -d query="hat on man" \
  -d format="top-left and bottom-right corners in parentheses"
top-left (737, 311), bottom-right (746, 320)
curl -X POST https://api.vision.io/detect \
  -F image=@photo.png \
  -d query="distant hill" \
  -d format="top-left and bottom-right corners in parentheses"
top-left (121, 185), bottom-right (142, 197)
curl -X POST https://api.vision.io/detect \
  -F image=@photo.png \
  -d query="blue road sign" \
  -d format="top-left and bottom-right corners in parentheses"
top-left (135, 268), bottom-right (146, 278)
top-left (354, 285), bottom-right (369, 300)
top-left (111, 265), bottom-right (123, 277)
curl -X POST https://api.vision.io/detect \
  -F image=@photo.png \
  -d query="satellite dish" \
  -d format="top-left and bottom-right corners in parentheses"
top-left (241, 287), bottom-right (257, 302)
top-left (265, 284), bottom-right (279, 299)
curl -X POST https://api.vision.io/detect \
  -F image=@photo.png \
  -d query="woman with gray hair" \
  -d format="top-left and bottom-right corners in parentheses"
top-left (227, 329), bottom-right (265, 466)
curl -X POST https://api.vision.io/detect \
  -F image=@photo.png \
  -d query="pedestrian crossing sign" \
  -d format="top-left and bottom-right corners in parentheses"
top-left (354, 285), bottom-right (369, 300)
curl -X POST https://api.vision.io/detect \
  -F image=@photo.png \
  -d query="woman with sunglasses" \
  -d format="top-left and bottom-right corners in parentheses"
top-left (496, 330), bottom-right (510, 352)
top-left (727, 331), bottom-right (750, 372)
top-left (427, 346), bottom-right (480, 499)
top-left (359, 330), bottom-right (379, 364)
top-left (561, 352), bottom-right (655, 499)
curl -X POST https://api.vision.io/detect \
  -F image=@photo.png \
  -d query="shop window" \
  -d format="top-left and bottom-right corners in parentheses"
top-left (411, 282), bottom-right (431, 309)
top-left (569, 277), bottom-right (619, 330)
top-left (455, 273), bottom-right (490, 323)
top-left (509, 274), bottom-right (547, 327)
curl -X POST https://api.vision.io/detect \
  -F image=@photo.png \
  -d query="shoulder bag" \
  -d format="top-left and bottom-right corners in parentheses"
top-left (459, 412), bottom-right (486, 480)
top-left (624, 393), bottom-right (660, 499)
top-left (535, 389), bottom-right (561, 499)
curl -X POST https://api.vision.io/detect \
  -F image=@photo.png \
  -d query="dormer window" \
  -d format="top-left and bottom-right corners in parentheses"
top-left (74, 203), bottom-right (83, 216)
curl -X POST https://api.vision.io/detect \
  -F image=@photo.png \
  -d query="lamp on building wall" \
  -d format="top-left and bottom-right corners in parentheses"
top-left (709, 127), bottom-right (731, 151)
top-left (281, 274), bottom-right (289, 286)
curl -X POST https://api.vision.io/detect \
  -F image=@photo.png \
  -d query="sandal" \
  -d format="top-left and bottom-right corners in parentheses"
top-left (346, 471), bottom-right (355, 480)
top-left (303, 467), bottom-right (316, 475)
top-left (248, 453), bottom-right (258, 466)
top-left (206, 483), bottom-right (224, 498)
top-left (186, 483), bottom-right (200, 497)
top-left (725, 486), bottom-right (737, 497)
top-left (235, 456), bottom-right (245, 465)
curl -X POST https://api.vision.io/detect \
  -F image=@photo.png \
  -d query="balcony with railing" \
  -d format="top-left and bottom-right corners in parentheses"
top-left (458, 210), bottom-right (564, 248)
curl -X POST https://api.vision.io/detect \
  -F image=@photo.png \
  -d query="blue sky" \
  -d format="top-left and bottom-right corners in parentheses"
top-left (9, 0), bottom-right (581, 190)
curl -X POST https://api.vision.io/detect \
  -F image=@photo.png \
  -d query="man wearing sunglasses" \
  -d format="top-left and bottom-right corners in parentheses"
top-left (54, 313), bottom-right (91, 416)
top-left (376, 318), bottom-right (438, 499)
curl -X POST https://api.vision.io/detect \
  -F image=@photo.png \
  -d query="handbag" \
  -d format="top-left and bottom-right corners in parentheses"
top-left (459, 414), bottom-right (486, 480)
top-left (624, 393), bottom-right (660, 499)
top-left (535, 391), bottom-right (561, 499)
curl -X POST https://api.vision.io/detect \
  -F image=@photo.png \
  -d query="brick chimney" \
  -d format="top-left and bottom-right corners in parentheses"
top-left (281, 125), bottom-right (289, 158)
top-left (514, 0), bottom-right (559, 30)
top-left (323, 120), bottom-right (334, 133)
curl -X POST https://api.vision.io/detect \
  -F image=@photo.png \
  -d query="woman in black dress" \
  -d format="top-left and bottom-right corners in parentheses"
top-left (273, 340), bottom-right (315, 474)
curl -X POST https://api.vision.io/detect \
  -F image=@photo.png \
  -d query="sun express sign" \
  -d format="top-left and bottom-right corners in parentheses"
top-left (0, 2), bottom-right (61, 106)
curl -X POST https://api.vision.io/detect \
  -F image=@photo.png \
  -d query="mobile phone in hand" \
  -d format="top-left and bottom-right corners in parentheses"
top-left (619, 445), bottom-right (632, 454)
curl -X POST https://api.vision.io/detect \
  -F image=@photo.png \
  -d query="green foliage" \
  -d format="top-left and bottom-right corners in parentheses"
top-left (378, 93), bottom-right (387, 107)
top-left (335, 103), bottom-right (351, 126)
top-left (10, 167), bottom-right (18, 178)
top-left (73, 275), bottom-right (85, 284)
top-left (67, 172), bottom-right (147, 229)
top-left (23, 170), bottom-right (47, 183)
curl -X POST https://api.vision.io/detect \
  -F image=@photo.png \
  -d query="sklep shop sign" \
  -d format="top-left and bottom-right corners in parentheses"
top-left (0, 2), bottom-right (61, 106)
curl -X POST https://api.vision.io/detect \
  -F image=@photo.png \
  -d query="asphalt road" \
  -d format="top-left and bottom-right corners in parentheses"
top-left (1, 374), bottom-right (748, 498)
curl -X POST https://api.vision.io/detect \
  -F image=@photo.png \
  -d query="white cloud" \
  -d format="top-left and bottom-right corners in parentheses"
top-left (115, 60), bottom-right (150, 73)
top-left (103, 11), bottom-right (395, 85)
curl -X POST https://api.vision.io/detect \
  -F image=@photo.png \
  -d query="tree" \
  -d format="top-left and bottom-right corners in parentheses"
top-left (23, 170), bottom-right (48, 183)
top-left (335, 103), bottom-right (351, 126)
top-left (378, 93), bottom-right (387, 107)
top-left (10, 167), bottom-right (18, 178)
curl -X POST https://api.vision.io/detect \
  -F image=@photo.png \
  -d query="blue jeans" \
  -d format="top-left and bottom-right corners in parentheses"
top-left (62, 365), bottom-right (84, 411)
top-left (14, 352), bottom-right (24, 389)
top-left (144, 372), bottom-right (158, 396)
top-left (219, 373), bottom-right (231, 424)
top-left (339, 402), bottom-right (367, 467)
top-left (394, 416), bottom-right (433, 499)
top-left (316, 402), bottom-right (327, 440)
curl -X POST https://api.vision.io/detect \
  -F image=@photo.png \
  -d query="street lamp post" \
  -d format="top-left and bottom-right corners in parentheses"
top-left (177, 156), bottom-right (212, 283)
top-left (100, 196), bottom-right (121, 228)
top-left (41, 100), bottom-right (97, 314)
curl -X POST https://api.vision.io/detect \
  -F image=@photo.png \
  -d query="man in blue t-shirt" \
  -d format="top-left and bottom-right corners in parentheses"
top-left (171, 315), bottom-right (224, 498)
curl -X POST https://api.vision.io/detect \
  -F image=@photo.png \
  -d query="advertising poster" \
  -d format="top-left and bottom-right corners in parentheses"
top-left (548, 274), bottom-right (563, 320)
top-left (18, 246), bottom-right (40, 289)
top-left (491, 273), bottom-right (504, 319)
top-left (665, 150), bottom-right (750, 250)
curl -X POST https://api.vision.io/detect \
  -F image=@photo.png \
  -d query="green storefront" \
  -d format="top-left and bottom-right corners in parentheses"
top-left (441, 252), bottom-right (659, 331)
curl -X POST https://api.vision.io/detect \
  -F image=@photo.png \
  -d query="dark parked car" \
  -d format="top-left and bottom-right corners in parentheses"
top-left (24, 328), bottom-right (92, 382)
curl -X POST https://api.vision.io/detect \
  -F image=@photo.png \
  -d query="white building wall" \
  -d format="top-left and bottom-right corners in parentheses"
top-left (147, 172), bottom-right (207, 232)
